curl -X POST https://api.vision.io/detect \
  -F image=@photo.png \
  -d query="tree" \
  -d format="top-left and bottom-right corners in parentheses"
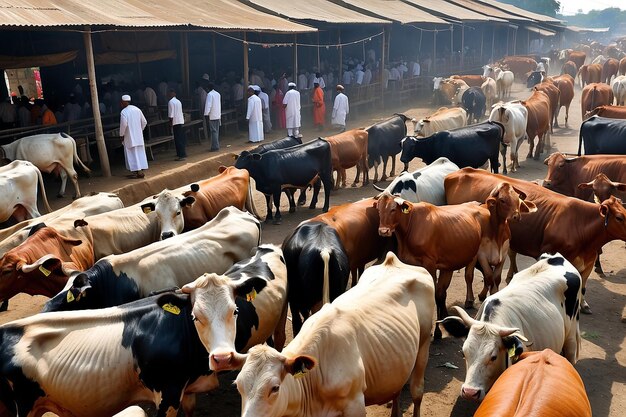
top-left (498, 0), bottom-right (561, 17)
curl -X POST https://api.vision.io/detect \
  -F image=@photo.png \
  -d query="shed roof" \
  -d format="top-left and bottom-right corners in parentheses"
top-left (445, 0), bottom-right (531, 22)
top-left (402, 0), bottom-right (506, 23)
top-left (473, 0), bottom-right (562, 24)
top-left (337, 0), bottom-right (448, 25)
top-left (244, 0), bottom-right (389, 24)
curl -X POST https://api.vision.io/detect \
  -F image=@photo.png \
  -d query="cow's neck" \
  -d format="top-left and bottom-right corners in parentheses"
top-left (577, 207), bottom-right (613, 250)
top-left (0, 143), bottom-right (15, 160)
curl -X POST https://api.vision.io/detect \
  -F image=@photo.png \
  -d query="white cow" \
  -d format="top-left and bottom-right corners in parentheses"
top-left (440, 253), bottom-right (582, 401)
top-left (489, 101), bottom-right (529, 173)
top-left (497, 70), bottom-right (515, 99)
top-left (234, 252), bottom-right (435, 417)
top-left (411, 107), bottom-right (467, 137)
top-left (592, 54), bottom-right (607, 65)
top-left (481, 78), bottom-right (497, 110)
top-left (373, 157), bottom-right (459, 204)
top-left (113, 406), bottom-right (148, 417)
top-left (611, 75), bottom-right (626, 106)
top-left (0, 160), bottom-right (51, 223)
top-left (0, 133), bottom-right (91, 198)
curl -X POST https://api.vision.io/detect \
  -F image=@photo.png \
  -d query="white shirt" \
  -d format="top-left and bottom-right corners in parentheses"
top-left (168, 96), bottom-right (184, 126)
top-left (342, 70), bottom-right (353, 85)
top-left (204, 90), bottom-right (221, 120)
top-left (355, 70), bottom-right (365, 85)
top-left (283, 89), bottom-right (301, 128)
top-left (246, 94), bottom-right (263, 122)
top-left (297, 74), bottom-right (308, 91)
top-left (332, 92), bottom-right (349, 125)
top-left (412, 62), bottom-right (421, 76)
top-left (389, 68), bottom-right (401, 81)
top-left (120, 105), bottom-right (147, 148)
top-left (363, 69), bottom-right (372, 85)
top-left (144, 87), bottom-right (157, 107)
top-left (313, 77), bottom-right (326, 89)
top-left (259, 91), bottom-right (270, 111)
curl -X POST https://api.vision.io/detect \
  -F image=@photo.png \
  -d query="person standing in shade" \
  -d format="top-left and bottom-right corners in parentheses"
top-left (246, 86), bottom-right (264, 143)
top-left (168, 88), bottom-right (186, 161)
top-left (272, 84), bottom-right (286, 130)
top-left (312, 81), bottom-right (325, 131)
top-left (119, 94), bottom-right (148, 179)
top-left (332, 84), bottom-right (349, 133)
top-left (204, 82), bottom-right (221, 151)
top-left (258, 86), bottom-right (272, 134)
top-left (283, 82), bottom-right (301, 138)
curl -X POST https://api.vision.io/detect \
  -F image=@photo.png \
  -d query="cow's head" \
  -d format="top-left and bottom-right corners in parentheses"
top-left (141, 190), bottom-right (195, 240)
top-left (482, 65), bottom-right (494, 78)
top-left (182, 272), bottom-right (268, 372)
top-left (42, 271), bottom-right (95, 312)
top-left (578, 173), bottom-right (626, 203)
top-left (526, 71), bottom-right (544, 88)
top-left (599, 196), bottom-right (626, 236)
top-left (374, 193), bottom-right (412, 237)
top-left (433, 77), bottom-right (443, 91)
top-left (412, 118), bottom-right (428, 135)
top-left (235, 344), bottom-right (316, 417)
top-left (486, 182), bottom-right (537, 222)
top-left (399, 136), bottom-right (418, 170)
top-left (542, 152), bottom-right (579, 196)
top-left (439, 306), bottom-right (529, 402)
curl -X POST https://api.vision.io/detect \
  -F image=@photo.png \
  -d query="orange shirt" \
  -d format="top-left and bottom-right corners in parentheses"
top-left (42, 109), bottom-right (57, 126)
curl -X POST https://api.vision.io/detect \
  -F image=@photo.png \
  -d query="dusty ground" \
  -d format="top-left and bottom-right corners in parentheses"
top-left (1, 81), bottom-right (625, 417)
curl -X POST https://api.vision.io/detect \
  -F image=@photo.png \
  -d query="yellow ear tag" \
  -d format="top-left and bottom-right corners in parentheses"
top-left (401, 207), bottom-right (410, 214)
top-left (293, 370), bottom-right (306, 379)
top-left (66, 291), bottom-right (75, 303)
top-left (246, 288), bottom-right (257, 302)
top-left (39, 266), bottom-right (51, 277)
top-left (162, 303), bottom-right (181, 315)
top-left (143, 207), bottom-right (152, 214)
top-left (508, 347), bottom-right (516, 359)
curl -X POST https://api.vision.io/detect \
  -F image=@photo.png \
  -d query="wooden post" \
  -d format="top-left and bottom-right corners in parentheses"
top-left (461, 24), bottom-right (465, 71)
top-left (480, 26), bottom-right (484, 61)
top-left (180, 32), bottom-right (190, 96)
top-left (338, 30), bottom-right (342, 83)
top-left (491, 27), bottom-right (495, 62)
top-left (527, 28), bottom-right (530, 54)
top-left (212, 32), bottom-right (217, 78)
top-left (243, 32), bottom-right (249, 90)
top-left (506, 26), bottom-right (510, 56)
top-left (293, 34), bottom-right (298, 84)
top-left (513, 28), bottom-right (517, 55)
top-left (381, 26), bottom-right (385, 106)
top-left (133, 32), bottom-right (142, 83)
top-left (317, 32), bottom-right (321, 71)
top-left (83, 26), bottom-right (110, 177)
top-left (433, 30), bottom-right (437, 74)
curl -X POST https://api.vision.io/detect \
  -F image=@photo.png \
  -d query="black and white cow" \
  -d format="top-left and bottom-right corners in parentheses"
top-left (462, 87), bottom-right (487, 123)
top-left (366, 113), bottom-right (409, 183)
top-left (282, 221), bottom-right (350, 336)
top-left (439, 253), bottom-right (582, 402)
top-left (526, 70), bottom-right (545, 88)
top-left (234, 138), bottom-right (333, 224)
top-left (578, 115), bottom-right (626, 156)
top-left (400, 122), bottom-right (504, 173)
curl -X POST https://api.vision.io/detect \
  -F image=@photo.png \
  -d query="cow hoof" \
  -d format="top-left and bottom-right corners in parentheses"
top-left (272, 218), bottom-right (282, 225)
top-left (289, 207), bottom-right (296, 213)
top-left (478, 294), bottom-right (487, 302)
top-left (308, 205), bottom-right (316, 210)
top-left (533, 155), bottom-right (540, 161)
top-left (363, 181), bottom-right (369, 186)
top-left (433, 325), bottom-right (443, 341)
top-left (351, 183), bottom-right (358, 188)
top-left (581, 304), bottom-right (592, 315)
top-left (594, 266), bottom-right (605, 276)
top-left (381, 176), bottom-right (388, 182)
top-left (0, 300), bottom-right (7, 312)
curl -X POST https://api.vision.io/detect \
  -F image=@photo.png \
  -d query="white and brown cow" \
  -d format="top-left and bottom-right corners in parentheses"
top-left (489, 101), bottom-right (529, 173)
top-left (0, 160), bottom-right (51, 223)
top-left (234, 252), bottom-right (435, 417)
top-left (440, 253), bottom-right (582, 401)
top-left (411, 107), bottom-right (467, 137)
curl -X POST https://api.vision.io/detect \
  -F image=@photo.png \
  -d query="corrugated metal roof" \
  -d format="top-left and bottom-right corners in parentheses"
top-left (245, 0), bottom-right (389, 24)
top-left (337, 0), bottom-right (448, 25)
top-left (402, 0), bottom-right (506, 23)
top-left (474, 0), bottom-right (562, 24)
top-left (566, 25), bottom-right (610, 33)
top-left (446, 0), bottom-right (531, 22)
top-left (526, 25), bottom-right (555, 36)
top-left (0, 0), bottom-right (316, 31)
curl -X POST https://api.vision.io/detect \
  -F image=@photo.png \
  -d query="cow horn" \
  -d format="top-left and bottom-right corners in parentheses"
top-left (372, 183), bottom-right (386, 192)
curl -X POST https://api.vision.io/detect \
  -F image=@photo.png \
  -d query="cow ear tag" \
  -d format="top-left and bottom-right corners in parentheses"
top-left (66, 291), bottom-right (75, 303)
top-left (246, 289), bottom-right (257, 302)
top-left (162, 303), bottom-right (181, 315)
top-left (293, 362), bottom-right (307, 379)
top-left (39, 266), bottom-right (51, 277)
top-left (143, 206), bottom-right (152, 214)
top-left (401, 207), bottom-right (410, 214)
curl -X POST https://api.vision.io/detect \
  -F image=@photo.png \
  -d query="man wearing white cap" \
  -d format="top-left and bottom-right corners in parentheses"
top-left (246, 85), bottom-right (264, 143)
top-left (332, 85), bottom-right (349, 133)
top-left (283, 82), bottom-right (301, 138)
top-left (119, 94), bottom-right (148, 178)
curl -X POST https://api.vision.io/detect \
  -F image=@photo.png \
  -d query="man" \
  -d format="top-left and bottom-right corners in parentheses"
top-left (312, 81), bottom-right (325, 131)
top-left (63, 93), bottom-right (82, 122)
top-left (39, 100), bottom-right (57, 126)
top-left (194, 81), bottom-right (207, 116)
top-left (272, 84), bottom-right (286, 130)
top-left (246, 85), bottom-right (264, 143)
top-left (232, 79), bottom-right (244, 107)
top-left (313, 72), bottom-right (326, 89)
top-left (332, 85), bottom-right (349, 133)
top-left (204, 82), bottom-right (221, 151)
top-left (411, 60), bottom-right (421, 77)
top-left (297, 70), bottom-right (308, 91)
top-left (0, 95), bottom-right (16, 130)
top-left (283, 82), bottom-right (301, 138)
top-left (157, 78), bottom-right (168, 105)
top-left (143, 83), bottom-right (158, 113)
top-left (258, 86), bottom-right (272, 134)
top-left (363, 65), bottom-right (372, 85)
top-left (168, 88), bottom-right (186, 161)
top-left (355, 64), bottom-right (365, 85)
top-left (342, 67), bottom-right (353, 86)
top-left (119, 95), bottom-right (148, 179)
top-left (17, 98), bottom-right (31, 128)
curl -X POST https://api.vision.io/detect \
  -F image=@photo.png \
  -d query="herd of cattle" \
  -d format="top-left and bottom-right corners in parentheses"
top-left (3, 44), bottom-right (626, 416)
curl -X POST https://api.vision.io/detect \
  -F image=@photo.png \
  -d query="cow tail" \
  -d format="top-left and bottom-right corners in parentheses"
top-left (64, 133), bottom-right (91, 174)
top-left (245, 176), bottom-right (261, 220)
top-left (578, 123), bottom-right (584, 156)
top-left (35, 165), bottom-right (53, 213)
top-left (320, 249), bottom-right (331, 305)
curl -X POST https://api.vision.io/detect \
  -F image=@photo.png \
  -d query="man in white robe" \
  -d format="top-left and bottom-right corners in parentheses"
top-left (282, 82), bottom-right (301, 138)
top-left (246, 86), bottom-right (264, 143)
top-left (258, 86), bottom-right (272, 134)
top-left (332, 85), bottom-right (349, 132)
top-left (119, 94), bottom-right (148, 178)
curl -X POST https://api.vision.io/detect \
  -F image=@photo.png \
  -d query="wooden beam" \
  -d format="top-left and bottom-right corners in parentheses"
top-left (381, 26), bottom-right (385, 107)
top-left (212, 32), bottom-right (217, 78)
top-left (461, 24), bottom-right (465, 71)
top-left (243, 32), bottom-right (249, 90)
top-left (180, 32), bottom-right (189, 96)
top-left (293, 34), bottom-right (298, 84)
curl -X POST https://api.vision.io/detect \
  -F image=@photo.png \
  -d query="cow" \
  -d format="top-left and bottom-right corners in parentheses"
top-left (373, 157), bottom-right (460, 204)
top-left (233, 138), bottom-right (333, 224)
top-left (577, 64), bottom-right (602, 88)
top-left (451, 74), bottom-right (486, 87)
top-left (366, 113), bottom-right (410, 182)
top-left (584, 104), bottom-right (626, 119)
top-left (445, 168), bottom-right (626, 314)
top-left (474, 350), bottom-right (592, 417)
top-left (462, 86), bottom-right (487, 123)
top-left (113, 406), bottom-right (148, 417)
top-left (483, 66), bottom-right (515, 99)
top-left (233, 251), bottom-right (435, 417)
top-left (411, 107), bottom-right (467, 137)
top-left (282, 221), bottom-right (350, 335)
top-left (602, 57), bottom-right (620, 84)
top-left (581, 83), bottom-right (615, 121)
top-left (0, 133), bottom-right (90, 198)
top-left (481, 78), bottom-right (497, 110)
top-left (375, 183), bottom-right (535, 319)
top-left (578, 116), bottom-right (626, 156)
top-left (434, 77), bottom-right (470, 105)
top-left (0, 273), bottom-right (265, 417)
top-left (611, 75), bottom-right (626, 106)
top-left (533, 82), bottom-right (560, 134)
top-left (497, 56), bottom-right (537, 81)
top-left (521, 89), bottom-right (551, 160)
top-left (400, 122), bottom-right (504, 174)
top-left (592, 54), bottom-right (608, 66)
top-left (325, 129), bottom-right (369, 189)
top-left (439, 253), bottom-right (582, 401)
top-left (489, 101), bottom-right (528, 173)
top-left (620, 56), bottom-right (626, 75)
top-left (526, 70), bottom-right (545, 88)
top-left (559, 50), bottom-right (586, 70)
top-left (560, 60), bottom-right (578, 79)
top-left (548, 74), bottom-right (575, 127)
top-left (0, 160), bottom-right (51, 223)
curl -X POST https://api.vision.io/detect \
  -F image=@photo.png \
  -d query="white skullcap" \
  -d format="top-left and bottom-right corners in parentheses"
top-left (288, 82), bottom-right (297, 87)
top-left (121, 94), bottom-right (131, 102)
top-left (252, 85), bottom-right (261, 92)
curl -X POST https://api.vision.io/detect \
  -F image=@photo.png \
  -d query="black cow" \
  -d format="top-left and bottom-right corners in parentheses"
top-left (578, 116), bottom-right (626, 156)
top-left (526, 70), bottom-right (545, 88)
top-left (234, 138), bottom-right (333, 224)
top-left (400, 121), bottom-right (504, 174)
top-left (367, 113), bottom-right (409, 183)
top-left (282, 221), bottom-right (350, 335)
top-left (462, 87), bottom-right (487, 123)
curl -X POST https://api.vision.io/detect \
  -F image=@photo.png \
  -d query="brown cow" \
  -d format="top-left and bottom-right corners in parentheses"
top-left (602, 58), bottom-right (620, 84)
top-left (579, 173), bottom-right (626, 203)
top-left (619, 57), bottom-right (626, 76)
top-left (445, 168), bottom-right (626, 314)
top-left (584, 104), bottom-right (626, 119)
top-left (533, 82), bottom-right (560, 133)
top-left (560, 60), bottom-right (578, 80)
top-left (567, 51), bottom-right (587, 70)
top-left (521, 89), bottom-right (551, 160)
top-left (0, 225), bottom-right (94, 303)
top-left (497, 56), bottom-right (537, 81)
top-left (577, 64), bottom-right (602, 88)
top-left (324, 129), bottom-right (369, 189)
top-left (450, 74), bottom-right (486, 87)
top-left (436, 78), bottom-right (469, 105)
top-left (581, 83), bottom-right (614, 120)
top-left (474, 350), bottom-right (592, 417)
top-left (375, 182), bottom-right (534, 319)
top-left (547, 75), bottom-right (574, 127)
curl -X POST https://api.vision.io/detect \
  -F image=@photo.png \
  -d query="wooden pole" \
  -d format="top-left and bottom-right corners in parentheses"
top-left (133, 32), bottom-right (142, 83)
top-left (212, 33), bottom-right (217, 78)
top-left (480, 26), bottom-right (484, 61)
top-left (83, 26), bottom-right (110, 177)
top-left (433, 30), bottom-right (437, 74)
top-left (181, 32), bottom-right (190, 96)
top-left (513, 28), bottom-right (517, 55)
top-left (317, 32), bottom-right (321, 71)
top-left (527, 28), bottom-right (530, 54)
top-left (491, 27), bottom-right (495, 62)
top-left (506, 27), bottom-right (510, 56)
top-left (293, 34), bottom-right (298, 84)
top-left (381, 26), bottom-right (385, 106)
top-left (338, 30), bottom-right (342, 83)
top-left (461, 24), bottom-right (465, 71)
top-left (243, 32), bottom-right (249, 90)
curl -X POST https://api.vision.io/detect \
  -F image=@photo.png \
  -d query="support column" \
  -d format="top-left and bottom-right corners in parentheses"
top-left (381, 26), bottom-right (386, 106)
top-left (180, 32), bottom-right (190, 96)
top-left (480, 26), bottom-right (484, 61)
top-left (491, 27), bottom-right (495, 62)
top-left (243, 32), bottom-right (249, 91)
top-left (506, 27), bottom-right (510, 56)
top-left (212, 33), bottom-right (217, 78)
top-left (338, 30), bottom-right (342, 83)
top-left (83, 26), bottom-right (111, 177)
top-left (433, 30), bottom-right (437, 74)
top-left (293, 34), bottom-right (298, 84)
top-left (317, 32), bottom-right (321, 70)
top-left (461, 24), bottom-right (465, 71)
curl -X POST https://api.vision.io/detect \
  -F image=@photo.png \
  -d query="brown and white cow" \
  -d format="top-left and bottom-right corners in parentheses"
top-left (584, 104), bottom-right (626, 119)
top-left (411, 107), bottom-right (467, 137)
top-left (0, 160), bottom-right (51, 223)
top-left (521, 89), bottom-right (551, 160)
top-left (434, 77), bottom-right (470, 105)
top-left (234, 252), bottom-right (435, 417)
top-left (547, 74), bottom-right (575, 127)
top-left (451, 74), bottom-right (486, 87)
top-left (324, 128), bottom-right (369, 189)
top-left (581, 83), bottom-right (614, 120)
top-left (559, 50), bottom-right (586, 70)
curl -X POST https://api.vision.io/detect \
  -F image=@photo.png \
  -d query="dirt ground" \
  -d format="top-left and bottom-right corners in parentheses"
top-left (2, 81), bottom-right (625, 417)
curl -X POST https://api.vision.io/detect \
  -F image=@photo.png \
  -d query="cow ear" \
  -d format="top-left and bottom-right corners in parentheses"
top-left (218, 165), bottom-right (227, 173)
top-left (233, 277), bottom-right (268, 302)
top-left (19, 255), bottom-right (62, 275)
top-left (486, 196), bottom-right (497, 208)
top-left (502, 335), bottom-right (527, 362)
top-left (284, 355), bottom-right (317, 377)
top-left (615, 183), bottom-right (626, 191)
top-left (599, 203), bottom-right (609, 217)
top-left (512, 186), bottom-right (527, 201)
top-left (252, 153), bottom-right (262, 161)
top-left (437, 316), bottom-right (469, 338)
top-left (520, 200), bottom-right (537, 214)
top-left (141, 202), bottom-right (156, 214)
top-left (180, 196), bottom-right (196, 207)
top-left (181, 273), bottom-right (209, 294)
top-left (577, 181), bottom-right (594, 190)
top-left (190, 183), bottom-right (200, 192)
top-left (400, 201), bottom-right (412, 215)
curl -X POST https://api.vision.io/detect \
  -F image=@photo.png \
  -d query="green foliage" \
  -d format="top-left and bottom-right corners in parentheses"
top-left (559, 7), bottom-right (626, 30)
top-left (497, 0), bottom-right (561, 17)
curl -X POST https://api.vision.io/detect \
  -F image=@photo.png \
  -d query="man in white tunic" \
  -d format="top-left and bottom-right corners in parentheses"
top-left (282, 82), bottom-right (301, 138)
top-left (258, 86), bottom-right (272, 134)
top-left (332, 84), bottom-right (349, 132)
top-left (246, 86), bottom-right (264, 143)
top-left (119, 94), bottom-right (148, 179)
